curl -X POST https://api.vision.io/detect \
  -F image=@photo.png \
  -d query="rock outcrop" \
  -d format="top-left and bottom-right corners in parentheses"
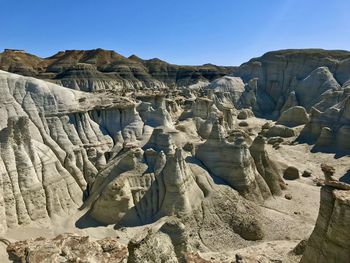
top-left (0, 70), bottom-right (145, 232)
top-left (88, 146), bottom-right (208, 226)
top-left (0, 70), bottom-right (269, 245)
top-left (262, 124), bottom-right (296, 138)
top-left (88, 139), bottom-right (265, 241)
top-left (301, 165), bottom-right (350, 262)
top-left (249, 135), bottom-right (285, 195)
top-left (301, 186), bottom-right (350, 262)
top-left (7, 233), bottom-right (128, 263)
top-left (277, 106), bottom-right (309, 127)
top-left (206, 76), bottom-right (245, 105)
top-left (294, 67), bottom-right (341, 111)
top-left (83, 121), bottom-right (266, 245)
top-left (196, 122), bottom-right (274, 202)
top-left (235, 49), bottom-right (350, 117)
top-left (0, 116), bottom-right (83, 233)
top-left (299, 94), bottom-right (350, 150)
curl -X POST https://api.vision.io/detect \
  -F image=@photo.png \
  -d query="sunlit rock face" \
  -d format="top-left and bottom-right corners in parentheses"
top-left (277, 106), bottom-right (309, 127)
top-left (205, 76), bottom-right (245, 110)
top-left (0, 116), bottom-right (82, 233)
top-left (301, 186), bottom-right (350, 263)
top-left (235, 49), bottom-right (350, 117)
top-left (0, 70), bottom-right (142, 232)
top-left (299, 93), bottom-right (350, 150)
top-left (249, 135), bottom-right (286, 196)
top-left (5, 47), bottom-right (350, 262)
top-left (196, 121), bottom-right (272, 202)
top-left (88, 142), bottom-right (265, 240)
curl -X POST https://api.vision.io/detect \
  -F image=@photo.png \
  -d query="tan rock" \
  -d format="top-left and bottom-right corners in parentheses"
top-left (196, 121), bottom-right (271, 202)
top-left (277, 106), bottom-right (309, 127)
top-left (301, 186), bottom-right (350, 263)
top-left (283, 166), bottom-right (300, 180)
top-left (7, 233), bottom-right (128, 263)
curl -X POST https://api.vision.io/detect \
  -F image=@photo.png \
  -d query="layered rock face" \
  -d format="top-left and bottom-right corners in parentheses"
top-left (235, 49), bottom-right (350, 117)
top-left (299, 93), bottom-right (350, 150)
top-left (196, 122), bottom-right (280, 202)
top-left (0, 69), bottom-right (273, 243)
top-left (0, 116), bottom-right (82, 233)
top-left (0, 49), bottom-right (234, 92)
top-left (0, 70), bottom-right (144, 232)
top-left (205, 76), bottom-right (245, 107)
top-left (301, 186), bottom-right (350, 263)
top-left (53, 63), bottom-right (126, 92)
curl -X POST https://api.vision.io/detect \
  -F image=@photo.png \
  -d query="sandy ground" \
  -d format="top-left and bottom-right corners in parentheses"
top-left (199, 240), bottom-right (301, 262)
top-left (1, 119), bottom-right (349, 262)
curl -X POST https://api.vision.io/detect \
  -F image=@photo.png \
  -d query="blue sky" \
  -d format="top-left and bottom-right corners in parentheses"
top-left (1, 0), bottom-right (349, 65)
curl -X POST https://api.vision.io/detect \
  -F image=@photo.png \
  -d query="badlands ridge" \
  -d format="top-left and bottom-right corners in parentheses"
top-left (0, 48), bottom-right (349, 262)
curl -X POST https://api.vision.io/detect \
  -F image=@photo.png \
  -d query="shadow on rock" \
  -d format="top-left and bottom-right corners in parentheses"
top-left (339, 170), bottom-right (350, 184)
top-left (75, 210), bottom-right (107, 229)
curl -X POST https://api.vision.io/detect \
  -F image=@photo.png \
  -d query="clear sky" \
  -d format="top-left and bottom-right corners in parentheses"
top-left (1, 0), bottom-right (349, 66)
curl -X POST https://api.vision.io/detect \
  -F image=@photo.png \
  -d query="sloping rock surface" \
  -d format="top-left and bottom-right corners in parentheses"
top-left (301, 186), bottom-right (350, 263)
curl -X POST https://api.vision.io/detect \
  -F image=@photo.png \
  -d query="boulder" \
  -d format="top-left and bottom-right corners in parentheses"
top-left (263, 125), bottom-right (296, 138)
top-left (239, 121), bottom-right (249, 127)
top-left (302, 169), bottom-right (312, 177)
top-left (237, 109), bottom-right (254, 120)
top-left (277, 106), bottom-right (309, 127)
top-left (285, 193), bottom-right (293, 200)
top-left (283, 166), bottom-right (300, 180)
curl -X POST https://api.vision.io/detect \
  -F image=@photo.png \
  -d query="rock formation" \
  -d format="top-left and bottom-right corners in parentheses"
top-left (7, 233), bottom-right (128, 263)
top-left (299, 93), bottom-right (350, 151)
top-left (0, 49), bottom-right (234, 92)
top-left (235, 49), bottom-right (350, 117)
top-left (262, 124), bottom-right (296, 138)
top-left (301, 165), bottom-right (350, 263)
top-left (0, 116), bottom-right (83, 233)
top-left (277, 106), bottom-right (309, 127)
top-left (87, 134), bottom-right (265, 241)
top-left (205, 76), bottom-right (245, 106)
top-left (196, 121), bottom-right (278, 202)
top-left (0, 69), bottom-right (153, 233)
top-left (1, 48), bottom-right (350, 262)
top-left (249, 135), bottom-right (285, 195)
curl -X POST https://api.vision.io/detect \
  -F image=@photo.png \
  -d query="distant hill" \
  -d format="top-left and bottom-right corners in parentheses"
top-left (0, 48), bottom-right (235, 91)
